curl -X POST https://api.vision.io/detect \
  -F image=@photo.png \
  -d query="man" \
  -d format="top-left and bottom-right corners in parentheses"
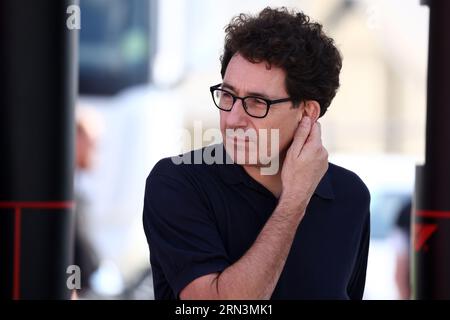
top-left (143, 7), bottom-right (370, 300)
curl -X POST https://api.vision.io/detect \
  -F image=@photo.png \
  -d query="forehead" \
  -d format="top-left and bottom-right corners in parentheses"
top-left (223, 54), bottom-right (287, 95)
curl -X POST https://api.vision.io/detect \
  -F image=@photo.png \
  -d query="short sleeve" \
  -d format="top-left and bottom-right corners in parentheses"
top-left (143, 166), bottom-right (230, 299)
top-left (347, 208), bottom-right (371, 300)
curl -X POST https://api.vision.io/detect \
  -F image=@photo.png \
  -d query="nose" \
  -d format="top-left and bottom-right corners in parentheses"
top-left (223, 98), bottom-right (249, 128)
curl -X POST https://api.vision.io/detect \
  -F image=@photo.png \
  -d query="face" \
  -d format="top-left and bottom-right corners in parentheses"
top-left (220, 53), bottom-right (303, 167)
top-left (76, 125), bottom-right (95, 170)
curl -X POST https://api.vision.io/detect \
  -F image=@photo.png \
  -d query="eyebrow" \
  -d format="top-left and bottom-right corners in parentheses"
top-left (221, 82), bottom-right (271, 99)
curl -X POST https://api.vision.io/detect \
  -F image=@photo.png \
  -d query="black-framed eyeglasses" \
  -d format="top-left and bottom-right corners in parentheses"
top-left (209, 84), bottom-right (294, 119)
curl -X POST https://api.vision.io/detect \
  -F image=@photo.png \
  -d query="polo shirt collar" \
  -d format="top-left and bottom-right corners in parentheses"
top-left (217, 145), bottom-right (335, 200)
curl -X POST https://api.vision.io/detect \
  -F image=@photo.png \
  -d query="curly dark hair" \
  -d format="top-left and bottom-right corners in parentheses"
top-left (220, 7), bottom-right (342, 117)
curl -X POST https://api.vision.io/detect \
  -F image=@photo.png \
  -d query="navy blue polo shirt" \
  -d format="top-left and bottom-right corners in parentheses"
top-left (143, 144), bottom-right (370, 300)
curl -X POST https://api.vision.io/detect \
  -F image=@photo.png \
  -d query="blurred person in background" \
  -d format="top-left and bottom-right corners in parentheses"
top-left (74, 107), bottom-right (101, 297)
top-left (392, 200), bottom-right (412, 299)
top-left (143, 7), bottom-right (370, 300)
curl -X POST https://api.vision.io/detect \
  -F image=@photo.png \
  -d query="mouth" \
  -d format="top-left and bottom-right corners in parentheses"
top-left (227, 135), bottom-right (250, 142)
top-left (225, 136), bottom-right (256, 149)
top-left (224, 130), bottom-right (257, 144)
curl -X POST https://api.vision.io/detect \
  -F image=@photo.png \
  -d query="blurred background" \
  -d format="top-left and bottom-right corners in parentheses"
top-left (74, 0), bottom-right (428, 299)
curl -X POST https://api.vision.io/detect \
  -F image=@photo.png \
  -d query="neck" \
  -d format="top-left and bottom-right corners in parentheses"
top-left (242, 153), bottom-right (285, 198)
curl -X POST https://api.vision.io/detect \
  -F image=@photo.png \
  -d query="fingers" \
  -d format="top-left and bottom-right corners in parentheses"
top-left (305, 121), bottom-right (328, 163)
top-left (306, 121), bottom-right (322, 145)
top-left (290, 116), bottom-right (312, 157)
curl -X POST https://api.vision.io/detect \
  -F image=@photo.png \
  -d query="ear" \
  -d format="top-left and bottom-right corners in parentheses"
top-left (302, 100), bottom-right (321, 123)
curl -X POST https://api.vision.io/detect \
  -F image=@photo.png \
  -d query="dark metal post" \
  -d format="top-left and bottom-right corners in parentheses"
top-left (0, 0), bottom-right (78, 299)
top-left (413, 0), bottom-right (450, 299)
